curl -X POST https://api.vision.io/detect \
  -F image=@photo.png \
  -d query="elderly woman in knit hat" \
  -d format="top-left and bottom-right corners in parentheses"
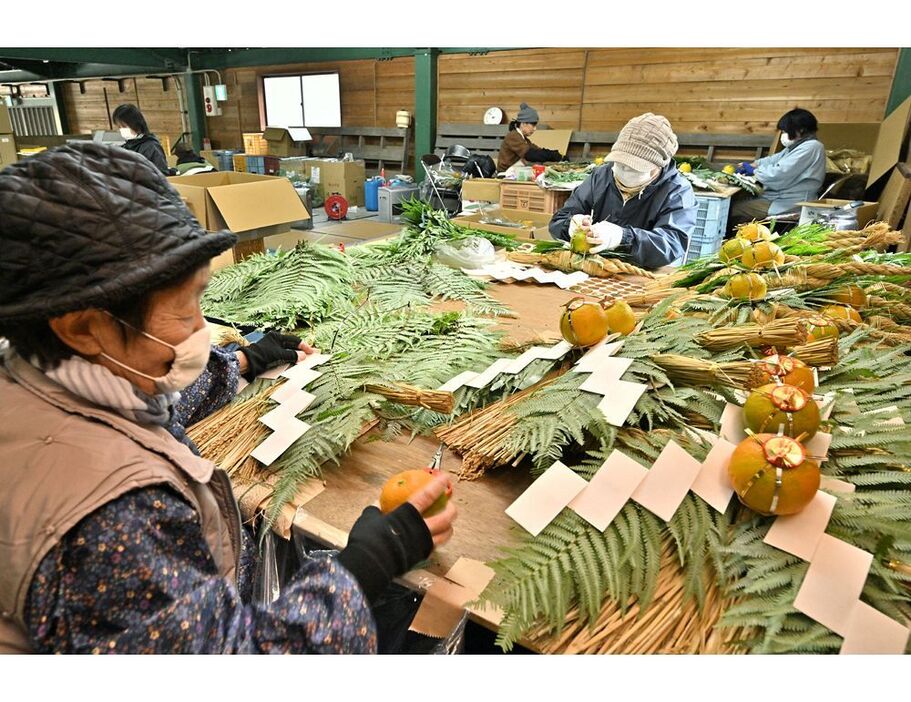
top-left (496, 102), bottom-right (565, 173)
top-left (0, 143), bottom-right (455, 654)
top-left (549, 113), bottom-right (697, 269)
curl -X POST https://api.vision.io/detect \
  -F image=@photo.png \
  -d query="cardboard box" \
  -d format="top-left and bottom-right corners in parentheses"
top-left (529, 129), bottom-right (572, 156)
top-left (0, 103), bottom-right (11, 134)
top-left (0, 133), bottom-right (18, 167)
top-left (307, 159), bottom-right (366, 207)
top-left (868, 96), bottom-right (911, 187)
top-left (452, 207), bottom-right (553, 240)
top-left (167, 172), bottom-right (310, 268)
top-left (816, 123), bottom-right (881, 153)
top-left (263, 127), bottom-right (312, 157)
top-left (797, 199), bottom-right (879, 228)
top-left (461, 178), bottom-right (501, 203)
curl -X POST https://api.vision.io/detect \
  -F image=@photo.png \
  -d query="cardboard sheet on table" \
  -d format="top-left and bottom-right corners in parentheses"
top-left (278, 364), bottom-right (323, 388)
top-left (578, 357), bottom-right (634, 396)
top-left (258, 363), bottom-right (291, 379)
top-left (569, 450), bottom-right (649, 531)
top-left (251, 416), bottom-right (310, 465)
top-left (764, 490), bottom-right (837, 561)
top-left (631, 440), bottom-right (703, 521)
top-left (466, 358), bottom-right (514, 389)
top-left (820, 476), bottom-right (856, 494)
top-left (720, 403), bottom-right (747, 444)
top-left (839, 601), bottom-right (911, 654)
top-left (505, 461), bottom-right (588, 536)
top-left (793, 534), bottom-right (873, 636)
top-left (408, 578), bottom-right (474, 639)
top-left (438, 370), bottom-right (480, 393)
top-left (596, 380), bottom-right (648, 427)
top-left (690, 437), bottom-right (737, 514)
top-left (445, 558), bottom-right (496, 597)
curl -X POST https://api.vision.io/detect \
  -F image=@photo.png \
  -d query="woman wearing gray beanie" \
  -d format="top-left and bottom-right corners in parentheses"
top-left (496, 102), bottom-right (564, 172)
top-left (549, 113), bottom-right (698, 269)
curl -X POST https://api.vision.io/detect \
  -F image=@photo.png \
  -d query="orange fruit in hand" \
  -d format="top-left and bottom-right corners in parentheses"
top-left (379, 469), bottom-right (449, 516)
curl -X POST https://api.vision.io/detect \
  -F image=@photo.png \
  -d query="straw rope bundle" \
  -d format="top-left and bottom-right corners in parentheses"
top-left (364, 383), bottom-right (454, 413)
top-left (801, 262), bottom-right (910, 279)
top-left (507, 250), bottom-right (657, 279)
top-left (622, 288), bottom-right (692, 308)
top-left (790, 337), bottom-right (839, 366)
top-left (866, 297), bottom-right (911, 323)
top-left (651, 354), bottom-right (767, 390)
top-left (695, 318), bottom-right (807, 352)
top-left (526, 541), bottom-right (748, 654)
top-left (187, 384), bottom-right (278, 477)
top-left (434, 374), bottom-right (564, 480)
top-left (765, 272), bottom-right (830, 291)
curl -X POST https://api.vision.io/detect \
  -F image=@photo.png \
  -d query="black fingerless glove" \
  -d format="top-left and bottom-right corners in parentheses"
top-left (337, 503), bottom-right (433, 604)
top-left (237, 332), bottom-right (302, 380)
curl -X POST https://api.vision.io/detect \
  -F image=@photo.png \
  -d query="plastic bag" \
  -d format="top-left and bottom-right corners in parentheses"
top-left (252, 519), bottom-right (281, 606)
top-left (434, 236), bottom-right (496, 269)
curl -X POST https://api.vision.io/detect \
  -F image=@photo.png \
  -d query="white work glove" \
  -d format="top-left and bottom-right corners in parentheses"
top-left (586, 220), bottom-right (624, 254)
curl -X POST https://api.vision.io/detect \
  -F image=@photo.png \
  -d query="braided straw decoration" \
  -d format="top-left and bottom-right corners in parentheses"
top-left (695, 318), bottom-right (808, 352)
top-left (765, 271), bottom-right (831, 290)
top-left (829, 230), bottom-right (904, 255)
top-left (865, 281), bottom-right (911, 297)
top-left (798, 262), bottom-right (910, 280)
top-left (866, 298), bottom-right (911, 322)
top-left (507, 250), bottom-right (657, 279)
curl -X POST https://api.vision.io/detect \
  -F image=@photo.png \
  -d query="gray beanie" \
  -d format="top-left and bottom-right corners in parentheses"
top-left (516, 103), bottom-right (539, 124)
top-left (605, 113), bottom-right (679, 171)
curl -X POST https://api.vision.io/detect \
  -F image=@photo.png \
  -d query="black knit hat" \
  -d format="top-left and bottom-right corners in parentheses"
top-left (0, 142), bottom-right (236, 324)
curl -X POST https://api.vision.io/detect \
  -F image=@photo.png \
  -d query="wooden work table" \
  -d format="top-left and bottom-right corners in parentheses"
top-left (286, 272), bottom-right (658, 649)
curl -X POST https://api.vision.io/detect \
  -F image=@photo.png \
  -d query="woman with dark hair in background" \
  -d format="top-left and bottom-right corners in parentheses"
top-left (729, 108), bottom-right (826, 228)
top-left (496, 103), bottom-right (564, 172)
top-left (112, 103), bottom-right (169, 175)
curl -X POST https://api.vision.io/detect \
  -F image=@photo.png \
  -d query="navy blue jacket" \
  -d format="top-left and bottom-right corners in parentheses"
top-left (549, 162), bottom-right (697, 269)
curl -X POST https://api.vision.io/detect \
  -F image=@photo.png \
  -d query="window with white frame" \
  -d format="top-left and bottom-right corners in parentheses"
top-left (262, 72), bottom-right (341, 128)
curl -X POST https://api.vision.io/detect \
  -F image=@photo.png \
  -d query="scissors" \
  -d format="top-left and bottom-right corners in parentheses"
top-left (427, 441), bottom-right (445, 471)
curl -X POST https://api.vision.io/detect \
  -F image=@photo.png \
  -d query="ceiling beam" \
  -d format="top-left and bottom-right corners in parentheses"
top-left (188, 47), bottom-right (522, 70)
top-left (0, 48), bottom-right (187, 68)
top-left (0, 63), bottom-right (177, 84)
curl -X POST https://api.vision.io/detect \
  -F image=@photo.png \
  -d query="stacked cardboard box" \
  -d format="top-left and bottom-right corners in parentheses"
top-left (0, 104), bottom-right (18, 168)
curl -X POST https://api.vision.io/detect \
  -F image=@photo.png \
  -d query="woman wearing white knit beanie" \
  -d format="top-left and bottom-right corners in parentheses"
top-left (549, 113), bottom-right (698, 269)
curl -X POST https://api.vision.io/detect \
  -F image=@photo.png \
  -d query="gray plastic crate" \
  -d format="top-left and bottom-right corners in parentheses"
top-left (684, 194), bottom-right (732, 263)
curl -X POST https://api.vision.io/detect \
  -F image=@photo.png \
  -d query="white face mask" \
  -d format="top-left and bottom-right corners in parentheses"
top-left (780, 133), bottom-right (793, 148)
top-left (119, 127), bottom-right (138, 140)
top-left (613, 163), bottom-right (655, 188)
top-left (100, 314), bottom-right (211, 394)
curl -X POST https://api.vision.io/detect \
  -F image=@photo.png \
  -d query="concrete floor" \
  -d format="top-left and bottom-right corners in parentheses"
top-left (263, 208), bottom-right (405, 251)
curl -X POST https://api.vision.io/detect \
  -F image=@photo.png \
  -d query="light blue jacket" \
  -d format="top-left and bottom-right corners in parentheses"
top-left (754, 136), bottom-right (826, 215)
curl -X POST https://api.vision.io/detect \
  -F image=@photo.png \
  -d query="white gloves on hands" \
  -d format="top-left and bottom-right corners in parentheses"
top-left (587, 220), bottom-right (623, 254)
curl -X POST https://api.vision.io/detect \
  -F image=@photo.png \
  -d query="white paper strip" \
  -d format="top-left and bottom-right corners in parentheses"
top-left (465, 358), bottom-right (515, 389)
top-left (505, 461), bottom-right (589, 536)
top-left (720, 403), bottom-right (748, 444)
top-left (271, 373), bottom-right (321, 403)
top-left (804, 431), bottom-right (833, 462)
top-left (793, 535), bottom-right (873, 636)
top-left (840, 601), bottom-right (911, 654)
top-left (236, 377), bottom-right (250, 394)
top-left (577, 357), bottom-right (634, 396)
top-left (279, 364), bottom-right (324, 387)
top-left (438, 370), bottom-right (480, 393)
top-left (690, 437), bottom-right (737, 513)
top-left (258, 363), bottom-right (291, 379)
top-left (596, 380), bottom-right (648, 427)
top-left (569, 451), bottom-right (649, 531)
top-left (819, 476), bottom-right (856, 494)
top-left (631, 440), bottom-right (703, 521)
top-left (573, 340), bottom-right (624, 373)
top-left (764, 490), bottom-right (837, 561)
top-left (251, 416), bottom-right (310, 466)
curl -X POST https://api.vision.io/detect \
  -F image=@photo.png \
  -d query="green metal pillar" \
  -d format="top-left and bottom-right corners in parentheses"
top-left (886, 47), bottom-right (911, 115)
top-left (52, 84), bottom-right (69, 134)
top-left (414, 48), bottom-right (438, 183)
top-left (184, 70), bottom-right (206, 152)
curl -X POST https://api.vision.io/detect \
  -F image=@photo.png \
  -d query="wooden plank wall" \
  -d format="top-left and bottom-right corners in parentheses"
top-left (58, 77), bottom-right (185, 145)
top-left (438, 47), bottom-right (900, 135)
top-left (18, 47), bottom-right (899, 169)
top-left (205, 56), bottom-right (415, 149)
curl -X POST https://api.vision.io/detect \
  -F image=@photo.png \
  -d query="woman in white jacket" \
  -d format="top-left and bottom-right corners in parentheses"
top-left (729, 108), bottom-right (826, 229)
